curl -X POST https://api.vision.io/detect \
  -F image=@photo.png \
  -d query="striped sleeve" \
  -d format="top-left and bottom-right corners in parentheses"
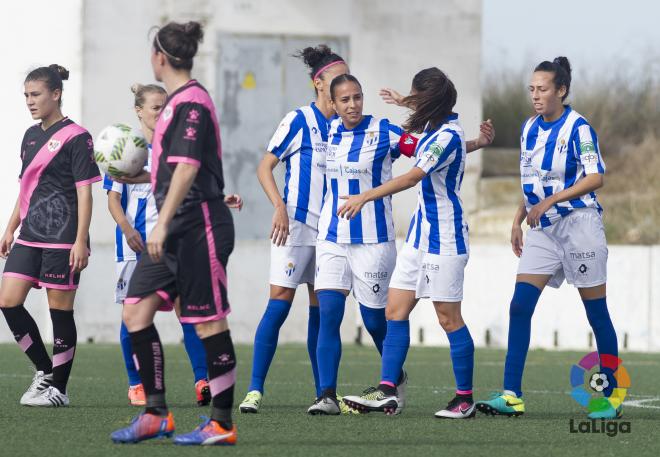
top-left (103, 174), bottom-right (124, 194)
top-left (267, 110), bottom-right (304, 160)
top-left (573, 122), bottom-right (605, 175)
top-left (387, 122), bottom-right (404, 159)
top-left (415, 131), bottom-right (458, 174)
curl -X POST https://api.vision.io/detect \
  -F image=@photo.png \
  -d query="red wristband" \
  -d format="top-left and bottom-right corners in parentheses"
top-left (398, 133), bottom-right (418, 158)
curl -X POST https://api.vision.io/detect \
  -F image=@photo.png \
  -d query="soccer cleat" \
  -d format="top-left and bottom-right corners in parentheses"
top-left (342, 387), bottom-right (399, 415)
top-left (337, 395), bottom-right (361, 415)
top-left (20, 370), bottom-right (53, 405)
top-left (395, 370), bottom-right (408, 415)
top-left (111, 412), bottom-right (175, 443)
top-left (195, 379), bottom-right (211, 406)
top-left (588, 405), bottom-right (622, 420)
top-left (173, 417), bottom-right (237, 446)
top-left (239, 390), bottom-right (262, 414)
top-left (435, 394), bottom-right (476, 419)
top-left (476, 392), bottom-right (525, 417)
top-left (128, 384), bottom-right (146, 406)
top-left (23, 386), bottom-right (69, 407)
top-left (307, 394), bottom-right (341, 415)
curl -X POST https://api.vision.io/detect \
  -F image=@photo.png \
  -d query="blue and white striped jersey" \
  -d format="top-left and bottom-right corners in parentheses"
top-left (318, 115), bottom-right (403, 244)
top-left (405, 114), bottom-right (468, 255)
top-left (103, 146), bottom-right (158, 261)
top-left (520, 106), bottom-right (605, 227)
top-left (267, 103), bottom-right (335, 233)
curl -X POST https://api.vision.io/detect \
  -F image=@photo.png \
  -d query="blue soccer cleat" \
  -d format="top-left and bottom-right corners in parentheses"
top-left (173, 417), bottom-right (237, 446)
top-left (111, 412), bottom-right (175, 444)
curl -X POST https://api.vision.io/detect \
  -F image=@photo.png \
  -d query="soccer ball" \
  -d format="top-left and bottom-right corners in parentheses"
top-left (589, 372), bottom-right (609, 392)
top-left (94, 123), bottom-right (148, 178)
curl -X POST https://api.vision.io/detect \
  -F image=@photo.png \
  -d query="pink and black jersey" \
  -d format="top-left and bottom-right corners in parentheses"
top-left (151, 80), bottom-right (225, 222)
top-left (17, 117), bottom-right (101, 247)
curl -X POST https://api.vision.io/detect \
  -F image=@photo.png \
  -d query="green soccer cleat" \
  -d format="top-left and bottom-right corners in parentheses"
top-left (588, 405), bottom-right (622, 420)
top-left (239, 390), bottom-right (262, 414)
top-left (476, 392), bottom-right (525, 417)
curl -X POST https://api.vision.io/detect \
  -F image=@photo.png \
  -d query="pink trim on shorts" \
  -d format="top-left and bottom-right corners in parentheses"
top-left (18, 334), bottom-right (33, 352)
top-left (53, 347), bottom-right (75, 367)
top-left (3, 272), bottom-right (39, 284)
top-left (209, 367), bottom-right (236, 396)
top-left (166, 156), bottom-right (201, 168)
top-left (75, 176), bottom-right (102, 187)
top-left (156, 290), bottom-right (175, 312)
top-left (15, 239), bottom-right (74, 249)
top-left (123, 297), bottom-right (142, 304)
top-left (39, 282), bottom-right (78, 290)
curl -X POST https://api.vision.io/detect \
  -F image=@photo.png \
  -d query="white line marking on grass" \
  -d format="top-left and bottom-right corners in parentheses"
top-left (623, 397), bottom-right (660, 409)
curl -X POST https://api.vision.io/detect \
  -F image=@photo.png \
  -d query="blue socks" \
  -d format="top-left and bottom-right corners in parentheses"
top-left (181, 323), bottom-right (208, 383)
top-left (248, 299), bottom-right (292, 393)
top-left (380, 320), bottom-right (410, 385)
top-left (316, 290), bottom-right (346, 393)
top-left (447, 325), bottom-right (474, 393)
top-left (359, 304), bottom-right (387, 354)
top-left (120, 322), bottom-right (141, 386)
top-left (583, 296), bottom-right (618, 396)
top-left (307, 305), bottom-right (321, 397)
top-left (503, 282), bottom-right (542, 397)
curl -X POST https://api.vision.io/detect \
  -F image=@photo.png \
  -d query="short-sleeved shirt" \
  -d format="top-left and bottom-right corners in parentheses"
top-left (267, 102), bottom-right (335, 232)
top-left (520, 106), bottom-right (605, 228)
top-left (151, 80), bottom-right (227, 230)
top-left (103, 146), bottom-right (159, 261)
top-left (317, 115), bottom-right (402, 244)
top-left (405, 114), bottom-right (468, 255)
top-left (17, 117), bottom-right (101, 247)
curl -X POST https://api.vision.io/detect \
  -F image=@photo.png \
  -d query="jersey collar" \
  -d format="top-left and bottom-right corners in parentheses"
top-left (538, 105), bottom-right (572, 130)
top-left (337, 114), bottom-right (372, 133)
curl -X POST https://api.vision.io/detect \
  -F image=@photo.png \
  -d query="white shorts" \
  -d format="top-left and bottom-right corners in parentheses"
top-left (390, 242), bottom-right (468, 302)
top-left (517, 208), bottom-right (607, 288)
top-left (115, 260), bottom-right (138, 304)
top-left (269, 219), bottom-right (318, 288)
top-left (314, 240), bottom-right (396, 309)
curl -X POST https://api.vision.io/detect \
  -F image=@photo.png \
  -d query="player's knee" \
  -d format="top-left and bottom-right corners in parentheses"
top-left (385, 306), bottom-right (406, 321)
top-left (437, 313), bottom-right (462, 332)
top-left (269, 285), bottom-right (295, 302)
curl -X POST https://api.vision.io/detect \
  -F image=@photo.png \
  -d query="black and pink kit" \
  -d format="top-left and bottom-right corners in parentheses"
top-left (125, 80), bottom-right (235, 323)
top-left (3, 118), bottom-right (101, 290)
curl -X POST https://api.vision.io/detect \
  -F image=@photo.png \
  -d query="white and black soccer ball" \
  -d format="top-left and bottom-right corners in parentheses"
top-left (94, 123), bottom-right (148, 178)
top-left (589, 372), bottom-right (609, 392)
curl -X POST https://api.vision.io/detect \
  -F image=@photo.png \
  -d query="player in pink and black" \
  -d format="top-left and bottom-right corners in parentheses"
top-left (0, 64), bottom-right (101, 407)
top-left (111, 22), bottom-right (239, 446)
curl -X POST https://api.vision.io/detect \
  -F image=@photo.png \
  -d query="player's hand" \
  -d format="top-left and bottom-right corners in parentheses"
top-left (125, 227), bottom-right (145, 254)
top-left (0, 231), bottom-right (14, 258)
top-left (69, 240), bottom-right (89, 273)
top-left (379, 88), bottom-right (405, 106)
top-left (511, 225), bottom-right (524, 257)
top-left (270, 205), bottom-right (289, 247)
top-left (224, 194), bottom-right (243, 211)
top-left (114, 171), bottom-right (151, 184)
top-left (477, 119), bottom-right (495, 148)
top-left (337, 194), bottom-right (367, 220)
top-left (147, 222), bottom-right (167, 262)
top-left (526, 199), bottom-right (552, 229)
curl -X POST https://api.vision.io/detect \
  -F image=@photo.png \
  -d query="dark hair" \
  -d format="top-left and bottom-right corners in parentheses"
top-left (294, 44), bottom-right (345, 80)
top-left (153, 21), bottom-right (204, 70)
top-left (534, 56), bottom-right (572, 101)
top-left (330, 74), bottom-right (362, 101)
top-left (131, 83), bottom-right (166, 108)
top-left (401, 67), bottom-right (457, 133)
top-left (24, 64), bottom-right (69, 107)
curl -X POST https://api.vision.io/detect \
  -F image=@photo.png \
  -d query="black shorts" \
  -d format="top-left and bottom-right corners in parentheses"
top-left (125, 199), bottom-right (234, 323)
top-left (3, 242), bottom-right (80, 290)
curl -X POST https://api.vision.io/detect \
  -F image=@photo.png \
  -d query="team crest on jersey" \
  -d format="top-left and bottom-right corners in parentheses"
top-left (47, 139), bottom-right (62, 153)
top-left (163, 105), bottom-right (173, 121)
top-left (285, 262), bottom-right (296, 277)
top-left (186, 109), bottom-right (200, 123)
top-left (365, 132), bottom-right (379, 146)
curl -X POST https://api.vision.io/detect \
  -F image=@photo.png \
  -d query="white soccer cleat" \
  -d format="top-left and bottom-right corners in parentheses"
top-left (239, 390), bottom-right (262, 413)
top-left (20, 370), bottom-right (53, 405)
top-left (23, 386), bottom-right (69, 407)
top-left (395, 370), bottom-right (408, 415)
top-left (307, 395), bottom-right (340, 415)
top-left (435, 395), bottom-right (476, 419)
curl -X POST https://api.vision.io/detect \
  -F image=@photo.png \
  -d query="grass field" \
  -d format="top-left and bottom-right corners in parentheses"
top-left (0, 343), bottom-right (658, 456)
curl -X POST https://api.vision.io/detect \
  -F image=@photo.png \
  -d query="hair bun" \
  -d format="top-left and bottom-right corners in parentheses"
top-left (48, 64), bottom-right (69, 81)
top-left (183, 21), bottom-right (204, 43)
top-left (553, 56), bottom-right (572, 77)
top-left (299, 45), bottom-right (333, 70)
top-left (130, 83), bottom-right (144, 95)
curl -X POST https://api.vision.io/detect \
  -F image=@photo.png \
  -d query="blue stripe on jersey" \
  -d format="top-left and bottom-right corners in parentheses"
top-left (271, 112), bottom-right (304, 158)
top-left (592, 126), bottom-right (605, 174)
top-left (134, 197), bottom-right (148, 260)
top-left (422, 176), bottom-right (441, 254)
top-left (283, 159), bottom-right (291, 204)
top-left (540, 108), bottom-right (570, 171)
top-left (348, 130), bottom-right (366, 162)
top-left (311, 103), bottom-right (329, 140)
top-left (406, 212), bottom-right (415, 241)
top-left (326, 178), bottom-right (339, 242)
top-left (348, 179), bottom-right (363, 243)
top-left (373, 119), bottom-right (391, 242)
top-left (525, 118), bottom-right (540, 151)
top-left (523, 183), bottom-right (552, 227)
top-left (414, 207), bottom-right (422, 248)
top-left (295, 109), bottom-right (313, 223)
top-left (115, 184), bottom-right (128, 261)
top-left (103, 175), bottom-right (114, 191)
top-left (443, 132), bottom-right (467, 254)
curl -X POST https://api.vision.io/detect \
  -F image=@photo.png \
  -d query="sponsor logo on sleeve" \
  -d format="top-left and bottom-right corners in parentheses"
top-left (424, 143), bottom-right (445, 162)
top-left (183, 127), bottom-right (198, 141)
top-left (186, 109), bottom-right (200, 123)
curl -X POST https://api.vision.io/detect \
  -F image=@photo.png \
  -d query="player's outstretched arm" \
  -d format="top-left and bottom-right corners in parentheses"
top-left (257, 152), bottom-right (289, 247)
top-left (0, 197), bottom-right (20, 258)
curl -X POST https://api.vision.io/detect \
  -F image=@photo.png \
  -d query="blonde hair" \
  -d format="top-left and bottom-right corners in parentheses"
top-left (130, 83), bottom-right (166, 108)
